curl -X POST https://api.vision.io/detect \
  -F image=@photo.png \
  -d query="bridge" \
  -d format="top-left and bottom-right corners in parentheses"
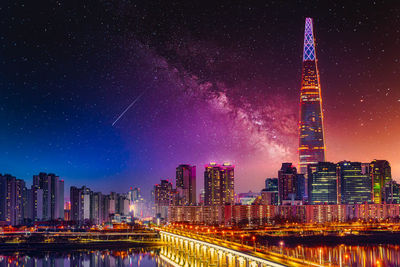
top-left (160, 230), bottom-right (327, 267)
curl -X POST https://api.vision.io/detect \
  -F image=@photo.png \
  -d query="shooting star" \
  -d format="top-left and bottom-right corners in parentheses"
top-left (112, 90), bottom-right (146, 126)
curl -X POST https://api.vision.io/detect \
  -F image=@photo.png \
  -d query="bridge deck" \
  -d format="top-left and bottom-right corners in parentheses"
top-left (161, 230), bottom-right (332, 267)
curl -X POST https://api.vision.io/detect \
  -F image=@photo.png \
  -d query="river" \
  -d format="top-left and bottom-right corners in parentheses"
top-left (1, 244), bottom-right (400, 266)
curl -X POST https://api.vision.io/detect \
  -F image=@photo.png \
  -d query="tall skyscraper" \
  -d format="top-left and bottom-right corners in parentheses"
top-left (370, 160), bottom-right (392, 204)
top-left (308, 162), bottom-right (337, 204)
top-left (204, 162), bottom-right (234, 206)
top-left (176, 164), bottom-right (197, 205)
top-left (337, 161), bottom-right (372, 204)
top-left (299, 17), bottom-right (326, 175)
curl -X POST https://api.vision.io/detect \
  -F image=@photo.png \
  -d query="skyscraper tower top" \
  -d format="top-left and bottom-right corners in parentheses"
top-left (299, 17), bottom-right (326, 176)
top-left (303, 18), bottom-right (316, 61)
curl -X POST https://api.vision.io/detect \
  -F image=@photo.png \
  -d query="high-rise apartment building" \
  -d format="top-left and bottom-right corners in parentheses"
top-left (299, 17), bottom-right (326, 176)
top-left (278, 163), bottom-right (303, 204)
top-left (384, 180), bottom-right (400, 204)
top-left (26, 185), bottom-right (44, 221)
top-left (0, 175), bottom-right (16, 225)
top-left (15, 179), bottom-right (26, 224)
top-left (337, 161), bottom-right (372, 204)
top-left (128, 187), bottom-right (148, 218)
top-left (33, 173), bottom-right (64, 220)
top-left (204, 162), bottom-right (234, 206)
top-left (176, 164), bottom-right (196, 205)
top-left (220, 163), bottom-right (235, 205)
top-left (70, 186), bottom-right (85, 223)
top-left (154, 180), bottom-right (173, 220)
top-left (265, 178), bottom-right (278, 191)
top-left (204, 163), bottom-right (221, 206)
top-left (90, 192), bottom-right (102, 224)
top-left (370, 160), bottom-right (392, 204)
top-left (307, 162), bottom-right (337, 204)
top-left (64, 201), bottom-right (71, 221)
top-left (261, 178), bottom-right (279, 205)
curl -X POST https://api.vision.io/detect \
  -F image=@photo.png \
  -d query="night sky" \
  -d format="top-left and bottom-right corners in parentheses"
top-left (1, 1), bottom-right (400, 196)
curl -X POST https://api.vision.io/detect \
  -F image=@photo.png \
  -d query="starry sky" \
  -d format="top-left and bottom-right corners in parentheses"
top-left (1, 1), bottom-right (400, 197)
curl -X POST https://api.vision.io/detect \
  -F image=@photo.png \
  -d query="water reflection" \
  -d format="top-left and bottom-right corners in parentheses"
top-left (1, 244), bottom-right (400, 267)
top-left (0, 249), bottom-right (170, 267)
top-left (271, 244), bottom-right (400, 267)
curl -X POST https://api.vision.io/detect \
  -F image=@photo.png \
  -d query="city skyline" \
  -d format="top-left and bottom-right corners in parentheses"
top-left (2, 3), bottom-right (400, 266)
top-left (0, 2), bottom-right (399, 195)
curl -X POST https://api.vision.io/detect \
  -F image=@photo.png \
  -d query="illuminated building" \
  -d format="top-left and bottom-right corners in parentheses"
top-left (128, 187), bottom-right (148, 218)
top-left (70, 186), bottom-right (91, 223)
top-left (278, 163), bottom-right (303, 204)
top-left (0, 174), bottom-right (16, 225)
top-left (370, 160), bottom-right (392, 203)
top-left (220, 163), bottom-right (235, 204)
top-left (204, 162), bottom-right (221, 205)
top-left (33, 172), bottom-right (64, 220)
top-left (64, 201), bottom-right (71, 221)
top-left (305, 204), bottom-right (346, 223)
top-left (384, 180), bottom-right (400, 204)
top-left (154, 179), bottom-right (173, 220)
top-left (199, 189), bottom-right (205, 205)
top-left (15, 179), bottom-right (26, 224)
top-left (265, 178), bottom-right (278, 191)
top-left (204, 162), bottom-right (234, 205)
top-left (116, 194), bottom-right (130, 216)
top-left (237, 191), bottom-right (260, 205)
top-left (296, 174), bottom-right (306, 201)
top-left (128, 187), bottom-right (141, 202)
top-left (307, 162), bottom-right (337, 204)
top-left (299, 18), bottom-right (326, 177)
top-left (82, 189), bottom-right (91, 220)
top-left (176, 164), bottom-right (197, 205)
top-left (0, 175), bottom-right (27, 225)
top-left (261, 178), bottom-right (279, 205)
top-left (90, 192), bottom-right (102, 224)
top-left (337, 161), bottom-right (372, 204)
top-left (26, 185), bottom-right (44, 221)
top-left (168, 203), bottom-right (400, 225)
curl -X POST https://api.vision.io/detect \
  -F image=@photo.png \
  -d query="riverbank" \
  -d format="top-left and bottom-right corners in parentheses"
top-left (0, 239), bottom-right (163, 252)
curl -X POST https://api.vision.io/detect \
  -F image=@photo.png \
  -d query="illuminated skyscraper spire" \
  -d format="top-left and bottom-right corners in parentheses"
top-left (303, 18), bottom-right (316, 61)
top-left (299, 18), bottom-right (326, 176)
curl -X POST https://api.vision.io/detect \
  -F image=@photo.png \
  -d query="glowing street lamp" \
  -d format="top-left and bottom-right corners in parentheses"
top-left (241, 234), bottom-right (244, 246)
top-left (279, 241), bottom-right (284, 255)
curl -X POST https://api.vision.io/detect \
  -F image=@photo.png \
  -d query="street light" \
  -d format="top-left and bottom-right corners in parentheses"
top-left (279, 241), bottom-right (284, 255)
top-left (241, 234), bottom-right (244, 246)
top-left (252, 236), bottom-right (256, 251)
